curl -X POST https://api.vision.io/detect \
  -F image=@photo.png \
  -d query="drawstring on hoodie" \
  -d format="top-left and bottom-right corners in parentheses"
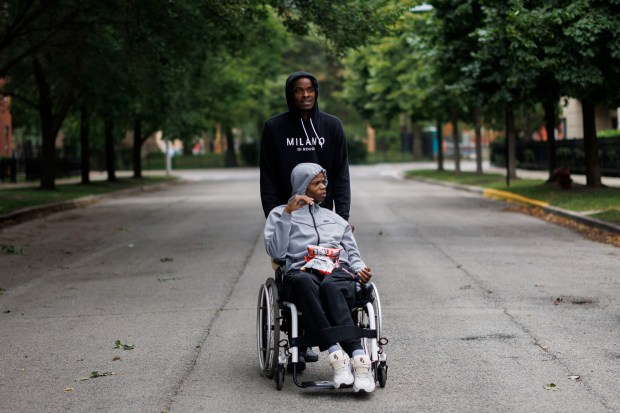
top-left (300, 118), bottom-right (321, 142)
top-left (309, 206), bottom-right (321, 245)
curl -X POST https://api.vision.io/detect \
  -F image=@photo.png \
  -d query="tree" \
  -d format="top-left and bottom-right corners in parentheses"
top-left (429, 0), bottom-right (487, 175)
top-left (342, 1), bottom-right (436, 152)
top-left (554, 0), bottom-right (620, 187)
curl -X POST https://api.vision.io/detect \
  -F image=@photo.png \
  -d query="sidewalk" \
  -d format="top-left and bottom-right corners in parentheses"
top-left (0, 170), bottom-right (168, 190)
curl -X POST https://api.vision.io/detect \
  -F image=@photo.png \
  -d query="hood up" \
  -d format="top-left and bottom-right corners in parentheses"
top-left (285, 71), bottom-right (320, 122)
top-left (290, 162), bottom-right (328, 198)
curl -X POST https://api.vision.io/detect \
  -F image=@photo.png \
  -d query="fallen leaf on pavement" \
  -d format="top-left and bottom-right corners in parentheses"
top-left (112, 356), bottom-right (121, 361)
top-left (114, 339), bottom-right (135, 350)
top-left (1, 245), bottom-right (24, 255)
top-left (158, 277), bottom-right (182, 282)
top-left (554, 297), bottom-right (563, 305)
top-left (568, 375), bottom-right (580, 380)
top-left (543, 383), bottom-right (557, 391)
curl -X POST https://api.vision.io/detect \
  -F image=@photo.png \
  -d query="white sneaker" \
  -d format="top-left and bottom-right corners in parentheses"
top-left (328, 350), bottom-right (354, 388)
top-left (352, 355), bottom-right (376, 393)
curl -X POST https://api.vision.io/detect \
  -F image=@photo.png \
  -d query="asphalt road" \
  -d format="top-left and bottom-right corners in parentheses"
top-left (0, 164), bottom-right (618, 412)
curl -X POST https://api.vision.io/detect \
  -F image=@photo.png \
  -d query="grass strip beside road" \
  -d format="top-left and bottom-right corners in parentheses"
top-left (0, 176), bottom-right (177, 216)
top-left (406, 170), bottom-right (620, 224)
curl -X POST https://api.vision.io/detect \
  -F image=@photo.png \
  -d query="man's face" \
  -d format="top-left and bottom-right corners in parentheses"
top-left (306, 172), bottom-right (327, 203)
top-left (292, 77), bottom-right (316, 113)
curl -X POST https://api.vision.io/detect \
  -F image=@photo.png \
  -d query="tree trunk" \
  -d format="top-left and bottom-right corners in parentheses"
top-left (225, 126), bottom-right (237, 167)
top-left (451, 111), bottom-right (461, 175)
top-left (474, 107), bottom-right (483, 175)
top-left (39, 105), bottom-right (56, 190)
top-left (543, 97), bottom-right (557, 179)
top-left (133, 117), bottom-right (142, 179)
top-left (436, 118), bottom-right (444, 171)
top-left (505, 105), bottom-right (517, 182)
top-left (80, 105), bottom-right (90, 185)
top-left (33, 58), bottom-right (73, 190)
top-left (104, 118), bottom-right (116, 182)
top-left (581, 100), bottom-right (602, 187)
top-left (400, 113), bottom-right (412, 153)
top-left (34, 58), bottom-right (56, 190)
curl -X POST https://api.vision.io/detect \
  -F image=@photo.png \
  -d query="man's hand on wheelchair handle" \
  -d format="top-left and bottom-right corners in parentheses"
top-left (358, 266), bottom-right (372, 284)
top-left (284, 195), bottom-right (315, 214)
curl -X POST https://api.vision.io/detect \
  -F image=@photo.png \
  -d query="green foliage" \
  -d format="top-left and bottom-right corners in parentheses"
top-left (269, 0), bottom-right (395, 54)
top-left (597, 130), bottom-right (620, 139)
top-left (239, 142), bottom-right (260, 166)
top-left (343, 1), bottom-right (436, 127)
top-left (347, 139), bottom-right (367, 164)
top-left (590, 209), bottom-right (620, 224)
top-left (142, 153), bottom-right (227, 170)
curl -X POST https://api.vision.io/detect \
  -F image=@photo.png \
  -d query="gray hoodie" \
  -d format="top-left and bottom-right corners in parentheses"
top-left (264, 163), bottom-right (365, 274)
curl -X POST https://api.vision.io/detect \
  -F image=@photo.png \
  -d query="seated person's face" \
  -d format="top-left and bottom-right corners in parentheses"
top-left (306, 172), bottom-right (327, 203)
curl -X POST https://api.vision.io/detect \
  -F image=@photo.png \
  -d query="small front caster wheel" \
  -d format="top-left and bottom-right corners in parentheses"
top-left (377, 363), bottom-right (387, 388)
top-left (276, 364), bottom-right (285, 390)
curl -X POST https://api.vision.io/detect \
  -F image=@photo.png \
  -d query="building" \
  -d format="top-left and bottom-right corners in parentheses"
top-left (561, 98), bottom-right (619, 139)
top-left (0, 80), bottom-right (12, 158)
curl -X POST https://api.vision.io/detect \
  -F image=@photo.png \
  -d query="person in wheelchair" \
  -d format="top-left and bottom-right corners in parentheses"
top-left (264, 162), bottom-right (375, 393)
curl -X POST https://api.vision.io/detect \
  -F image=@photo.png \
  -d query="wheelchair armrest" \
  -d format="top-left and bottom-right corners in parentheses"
top-left (271, 259), bottom-right (286, 271)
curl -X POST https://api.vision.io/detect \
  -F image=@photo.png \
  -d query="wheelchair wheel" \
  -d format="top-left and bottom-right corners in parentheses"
top-left (355, 282), bottom-right (383, 339)
top-left (256, 278), bottom-right (280, 379)
top-left (367, 282), bottom-right (383, 339)
top-left (275, 364), bottom-right (285, 390)
top-left (377, 362), bottom-right (387, 388)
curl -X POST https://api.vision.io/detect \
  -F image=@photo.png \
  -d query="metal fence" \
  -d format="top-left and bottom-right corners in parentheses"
top-left (490, 137), bottom-right (620, 177)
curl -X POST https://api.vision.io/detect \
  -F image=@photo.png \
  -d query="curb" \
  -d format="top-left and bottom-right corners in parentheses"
top-left (0, 179), bottom-right (185, 228)
top-left (408, 177), bottom-right (620, 236)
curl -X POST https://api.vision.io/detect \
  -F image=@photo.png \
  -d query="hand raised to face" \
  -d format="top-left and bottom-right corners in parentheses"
top-left (283, 195), bottom-right (315, 215)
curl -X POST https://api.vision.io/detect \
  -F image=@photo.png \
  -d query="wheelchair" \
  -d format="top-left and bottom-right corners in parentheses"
top-left (256, 260), bottom-right (388, 390)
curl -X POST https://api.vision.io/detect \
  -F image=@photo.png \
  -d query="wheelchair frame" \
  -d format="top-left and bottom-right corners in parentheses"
top-left (256, 263), bottom-right (388, 390)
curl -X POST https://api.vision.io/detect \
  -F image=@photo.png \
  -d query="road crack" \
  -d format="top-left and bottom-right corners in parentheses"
top-left (421, 234), bottom-right (613, 411)
top-left (161, 231), bottom-right (261, 412)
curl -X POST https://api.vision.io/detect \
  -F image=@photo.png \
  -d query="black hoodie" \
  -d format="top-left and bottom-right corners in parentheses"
top-left (259, 71), bottom-right (351, 220)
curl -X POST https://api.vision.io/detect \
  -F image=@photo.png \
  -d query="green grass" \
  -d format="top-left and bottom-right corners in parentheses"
top-left (0, 176), bottom-right (176, 216)
top-left (590, 209), bottom-right (620, 224)
top-left (406, 169), bottom-right (620, 219)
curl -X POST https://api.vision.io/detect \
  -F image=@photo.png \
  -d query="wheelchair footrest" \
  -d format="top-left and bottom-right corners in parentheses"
top-left (301, 381), bottom-right (352, 389)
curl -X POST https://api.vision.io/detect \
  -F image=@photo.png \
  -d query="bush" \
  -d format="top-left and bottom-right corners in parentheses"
top-left (523, 148), bottom-right (536, 166)
top-left (597, 129), bottom-right (620, 139)
top-left (239, 141), bottom-right (259, 166)
top-left (347, 139), bottom-right (367, 164)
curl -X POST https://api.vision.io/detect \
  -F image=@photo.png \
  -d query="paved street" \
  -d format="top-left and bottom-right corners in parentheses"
top-left (1, 164), bottom-right (619, 412)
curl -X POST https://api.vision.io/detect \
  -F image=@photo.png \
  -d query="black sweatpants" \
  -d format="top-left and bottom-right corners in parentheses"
top-left (284, 266), bottom-right (363, 355)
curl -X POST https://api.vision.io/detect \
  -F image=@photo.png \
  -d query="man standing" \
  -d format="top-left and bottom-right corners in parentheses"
top-left (260, 71), bottom-right (351, 221)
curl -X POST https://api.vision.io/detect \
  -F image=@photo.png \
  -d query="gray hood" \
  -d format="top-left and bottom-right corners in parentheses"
top-left (289, 163), bottom-right (328, 199)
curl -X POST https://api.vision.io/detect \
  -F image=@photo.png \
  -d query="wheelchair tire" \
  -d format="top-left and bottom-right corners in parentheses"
top-left (377, 363), bottom-right (387, 388)
top-left (367, 282), bottom-right (383, 340)
top-left (256, 278), bottom-right (280, 379)
top-left (355, 282), bottom-right (383, 357)
top-left (275, 364), bottom-right (285, 390)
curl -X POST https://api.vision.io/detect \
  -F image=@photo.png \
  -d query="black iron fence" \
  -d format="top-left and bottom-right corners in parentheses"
top-left (490, 137), bottom-right (620, 177)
